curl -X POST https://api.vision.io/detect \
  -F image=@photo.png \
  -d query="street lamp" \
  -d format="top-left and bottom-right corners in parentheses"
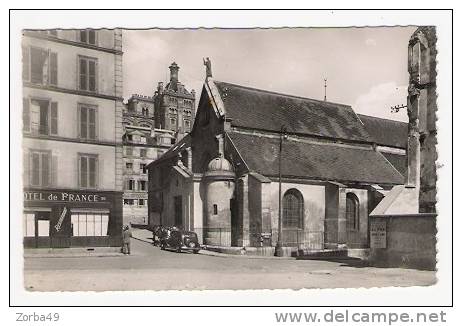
top-left (275, 125), bottom-right (287, 257)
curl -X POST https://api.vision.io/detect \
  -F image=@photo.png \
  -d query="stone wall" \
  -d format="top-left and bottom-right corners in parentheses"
top-left (369, 215), bottom-right (436, 270)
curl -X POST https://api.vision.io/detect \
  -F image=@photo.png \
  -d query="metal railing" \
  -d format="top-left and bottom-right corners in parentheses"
top-left (193, 227), bottom-right (324, 249)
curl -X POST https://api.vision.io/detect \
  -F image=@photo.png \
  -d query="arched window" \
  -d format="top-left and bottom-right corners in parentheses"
top-left (346, 193), bottom-right (360, 231)
top-left (282, 189), bottom-right (304, 229)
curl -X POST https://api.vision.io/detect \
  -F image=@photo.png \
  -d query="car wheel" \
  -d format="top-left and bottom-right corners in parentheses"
top-left (176, 247), bottom-right (182, 253)
top-left (193, 249), bottom-right (200, 254)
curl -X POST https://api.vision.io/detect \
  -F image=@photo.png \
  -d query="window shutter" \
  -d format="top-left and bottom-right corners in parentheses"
top-left (49, 52), bottom-right (58, 86)
top-left (80, 106), bottom-right (87, 138)
top-left (89, 156), bottom-right (97, 188)
top-left (51, 154), bottom-right (58, 187)
top-left (22, 46), bottom-right (30, 81)
top-left (88, 108), bottom-right (96, 139)
top-left (80, 156), bottom-right (87, 188)
top-left (89, 60), bottom-right (96, 92)
top-left (23, 151), bottom-right (30, 186)
top-left (50, 102), bottom-right (58, 135)
top-left (42, 152), bottom-right (50, 187)
top-left (22, 98), bottom-right (30, 132)
top-left (79, 58), bottom-right (87, 91)
top-left (31, 152), bottom-right (40, 186)
top-left (96, 156), bottom-right (102, 189)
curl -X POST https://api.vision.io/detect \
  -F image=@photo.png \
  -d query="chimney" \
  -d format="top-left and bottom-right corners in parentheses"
top-left (169, 62), bottom-right (179, 84)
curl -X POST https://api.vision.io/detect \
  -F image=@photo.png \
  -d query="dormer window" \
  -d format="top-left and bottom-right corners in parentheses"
top-left (79, 29), bottom-right (97, 45)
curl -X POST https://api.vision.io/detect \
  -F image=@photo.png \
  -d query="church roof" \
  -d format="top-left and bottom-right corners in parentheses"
top-left (382, 152), bottom-right (407, 177)
top-left (227, 132), bottom-right (404, 185)
top-left (357, 114), bottom-right (408, 149)
top-left (214, 81), bottom-right (372, 143)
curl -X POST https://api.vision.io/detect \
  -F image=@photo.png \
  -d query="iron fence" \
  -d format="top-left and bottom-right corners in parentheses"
top-left (193, 227), bottom-right (324, 249)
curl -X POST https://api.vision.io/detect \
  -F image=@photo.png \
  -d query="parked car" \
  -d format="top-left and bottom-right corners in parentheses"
top-left (160, 228), bottom-right (201, 254)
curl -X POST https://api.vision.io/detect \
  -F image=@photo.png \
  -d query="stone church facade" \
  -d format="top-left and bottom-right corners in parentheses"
top-left (147, 76), bottom-right (407, 255)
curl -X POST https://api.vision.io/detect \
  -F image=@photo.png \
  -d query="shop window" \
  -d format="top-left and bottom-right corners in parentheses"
top-left (30, 150), bottom-right (51, 187)
top-left (38, 220), bottom-right (50, 237)
top-left (282, 189), bottom-right (304, 229)
top-left (79, 29), bottom-right (97, 45)
top-left (23, 213), bottom-right (35, 237)
top-left (71, 213), bottom-right (108, 236)
top-left (346, 193), bottom-right (360, 231)
top-left (23, 98), bottom-right (58, 135)
top-left (79, 104), bottom-right (97, 140)
top-left (79, 154), bottom-right (98, 189)
top-left (22, 46), bottom-right (58, 86)
top-left (78, 56), bottom-right (97, 92)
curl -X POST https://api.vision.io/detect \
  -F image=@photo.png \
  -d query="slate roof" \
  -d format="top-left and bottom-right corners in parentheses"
top-left (228, 132), bottom-right (404, 185)
top-left (147, 134), bottom-right (191, 167)
top-left (382, 152), bottom-right (407, 177)
top-left (357, 114), bottom-right (408, 149)
top-left (214, 81), bottom-right (372, 143)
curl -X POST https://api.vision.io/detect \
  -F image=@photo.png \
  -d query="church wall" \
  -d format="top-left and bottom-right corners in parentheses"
top-left (266, 182), bottom-right (325, 248)
top-left (248, 174), bottom-right (262, 246)
top-left (324, 182), bottom-right (340, 246)
top-left (345, 187), bottom-right (369, 248)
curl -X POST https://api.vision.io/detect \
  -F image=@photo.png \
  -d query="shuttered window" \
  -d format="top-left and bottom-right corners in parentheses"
top-left (25, 99), bottom-right (58, 136)
top-left (79, 105), bottom-right (97, 139)
top-left (23, 98), bottom-right (30, 132)
top-left (78, 56), bottom-right (97, 92)
top-left (79, 154), bottom-right (98, 189)
top-left (24, 46), bottom-right (57, 86)
top-left (30, 151), bottom-right (51, 187)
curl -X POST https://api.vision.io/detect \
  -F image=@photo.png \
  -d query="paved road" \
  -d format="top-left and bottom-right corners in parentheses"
top-left (24, 232), bottom-right (436, 291)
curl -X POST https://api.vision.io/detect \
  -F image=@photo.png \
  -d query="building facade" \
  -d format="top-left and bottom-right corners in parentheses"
top-left (22, 29), bottom-right (124, 248)
top-left (153, 62), bottom-right (196, 142)
top-left (122, 94), bottom-right (174, 225)
top-left (148, 76), bottom-right (407, 255)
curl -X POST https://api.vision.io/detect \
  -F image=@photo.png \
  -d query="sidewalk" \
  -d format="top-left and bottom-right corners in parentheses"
top-left (24, 246), bottom-right (124, 258)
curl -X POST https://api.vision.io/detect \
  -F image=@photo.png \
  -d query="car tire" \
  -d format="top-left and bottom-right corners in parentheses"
top-left (176, 247), bottom-right (182, 253)
top-left (193, 250), bottom-right (200, 254)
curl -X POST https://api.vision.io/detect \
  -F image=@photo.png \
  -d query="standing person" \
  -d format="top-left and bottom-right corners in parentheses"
top-left (122, 225), bottom-right (132, 255)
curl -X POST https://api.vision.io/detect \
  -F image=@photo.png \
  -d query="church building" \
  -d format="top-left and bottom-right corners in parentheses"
top-left (147, 72), bottom-right (407, 255)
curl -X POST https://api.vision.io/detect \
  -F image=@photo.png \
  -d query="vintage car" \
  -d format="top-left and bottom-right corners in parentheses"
top-left (159, 228), bottom-right (201, 254)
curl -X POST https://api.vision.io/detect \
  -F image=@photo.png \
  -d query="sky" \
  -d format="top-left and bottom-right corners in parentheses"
top-left (123, 27), bottom-right (417, 122)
